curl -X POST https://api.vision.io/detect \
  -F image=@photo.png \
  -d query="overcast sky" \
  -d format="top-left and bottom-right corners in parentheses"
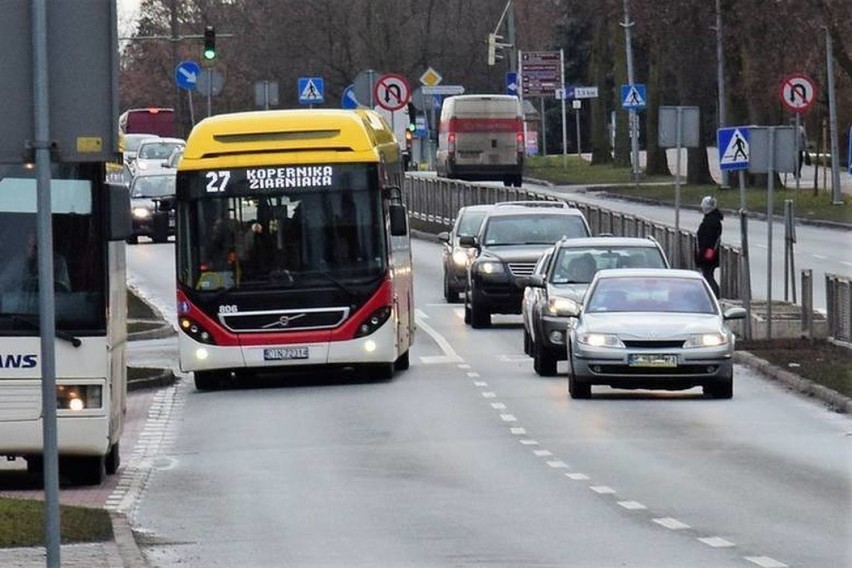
top-left (117, 0), bottom-right (140, 37)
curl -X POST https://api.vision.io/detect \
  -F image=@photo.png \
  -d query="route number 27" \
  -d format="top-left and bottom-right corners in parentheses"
top-left (205, 171), bottom-right (231, 193)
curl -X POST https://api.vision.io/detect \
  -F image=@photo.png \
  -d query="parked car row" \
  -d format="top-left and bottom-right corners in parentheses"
top-left (439, 201), bottom-right (746, 399)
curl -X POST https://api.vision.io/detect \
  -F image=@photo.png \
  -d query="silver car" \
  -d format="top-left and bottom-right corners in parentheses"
top-left (438, 205), bottom-right (493, 302)
top-left (566, 269), bottom-right (746, 399)
top-left (522, 236), bottom-right (669, 376)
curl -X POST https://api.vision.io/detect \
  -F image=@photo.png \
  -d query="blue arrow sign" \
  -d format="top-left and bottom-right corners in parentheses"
top-left (298, 77), bottom-right (324, 105)
top-left (506, 72), bottom-right (518, 97)
top-left (717, 126), bottom-right (750, 171)
top-left (175, 60), bottom-right (201, 91)
top-left (621, 84), bottom-right (647, 110)
top-left (341, 84), bottom-right (359, 109)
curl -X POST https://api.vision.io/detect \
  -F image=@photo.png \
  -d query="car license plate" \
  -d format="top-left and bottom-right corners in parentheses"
top-left (628, 353), bottom-right (677, 367)
top-left (264, 347), bottom-right (309, 361)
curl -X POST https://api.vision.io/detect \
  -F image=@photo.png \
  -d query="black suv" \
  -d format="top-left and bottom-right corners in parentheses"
top-left (461, 202), bottom-right (591, 328)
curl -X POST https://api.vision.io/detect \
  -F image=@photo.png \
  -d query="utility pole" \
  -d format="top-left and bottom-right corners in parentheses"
top-left (506, 1), bottom-right (517, 73)
top-left (825, 28), bottom-right (842, 205)
top-left (621, 0), bottom-right (639, 180)
top-left (715, 0), bottom-right (729, 188)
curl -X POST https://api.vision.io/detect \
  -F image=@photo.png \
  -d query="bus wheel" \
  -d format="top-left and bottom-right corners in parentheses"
top-left (470, 301), bottom-right (491, 329)
top-left (105, 442), bottom-right (120, 475)
top-left (513, 176), bottom-right (523, 187)
top-left (394, 350), bottom-right (410, 371)
top-left (63, 456), bottom-right (106, 486)
top-left (364, 363), bottom-right (394, 382)
top-left (503, 177), bottom-right (512, 187)
top-left (26, 456), bottom-right (43, 476)
top-left (194, 370), bottom-right (223, 391)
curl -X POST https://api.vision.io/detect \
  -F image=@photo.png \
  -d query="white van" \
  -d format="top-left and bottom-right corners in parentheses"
top-left (435, 94), bottom-right (524, 187)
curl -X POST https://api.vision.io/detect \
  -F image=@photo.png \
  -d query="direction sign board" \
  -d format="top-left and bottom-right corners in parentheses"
top-left (374, 73), bottom-right (411, 111)
top-left (520, 51), bottom-right (561, 98)
top-left (621, 84), bottom-right (647, 109)
top-left (780, 73), bottom-right (816, 113)
top-left (175, 60), bottom-right (200, 91)
top-left (506, 72), bottom-right (518, 97)
top-left (298, 77), bottom-right (324, 104)
top-left (717, 126), bottom-right (750, 171)
top-left (341, 84), bottom-right (359, 109)
top-left (574, 86), bottom-right (599, 99)
top-left (421, 85), bottom-right (464, 96)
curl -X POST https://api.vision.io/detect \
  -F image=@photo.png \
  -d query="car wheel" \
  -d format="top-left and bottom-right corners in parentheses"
top-left (568, 375), bottom-right (591, 399)
top-left (533, 342), bottom-right (558, 376)
top-left (62, 455), bottom-right (106, 486)
top-left (503, 177), bottom-right (512, 187)
top-left (705, 380), bottom-right (733, 399)
top-left (443, 272), bottom-right (459, 303)
top-left (105, 442), bottom-right (120, 475)
top-left (470, 300), bottom-right (491, 329)
top-left (523, 328), bottom-right (532, 356)
top-left (513, 176), bottom-right (523, 187)
top-left (126, 234), bottom-right (139, 245)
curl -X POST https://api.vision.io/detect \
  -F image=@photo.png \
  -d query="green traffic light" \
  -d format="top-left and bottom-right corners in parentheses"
top-left (203, 26), bottom-right (216, 60)
top-left (204, 48), bottom-right (216, 60)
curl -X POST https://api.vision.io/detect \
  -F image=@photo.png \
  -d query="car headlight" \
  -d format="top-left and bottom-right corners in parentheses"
top-left (132, 207), bottom-right (152, 219)
top-left (546, 297), bottom-right (579, 316)
top-left (477, 261), bottom-right (504, 274)
top-left (452, 248), bottom-right (468, 266)
top-left (577, 333), bottom-right (624, 348)
top-left (683, 332), bottom-right (728, 348)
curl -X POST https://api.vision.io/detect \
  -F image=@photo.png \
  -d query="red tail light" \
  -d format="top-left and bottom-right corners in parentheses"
top-left (448, 132), bottom-right (456, 155)
top-left (516, 131), bottom-right (524, 153)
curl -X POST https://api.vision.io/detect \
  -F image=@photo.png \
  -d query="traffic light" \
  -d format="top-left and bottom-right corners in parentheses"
top-left (487, 33), bottom-right (502, 66)
top-left (203, 26), bottom-right (216, 60)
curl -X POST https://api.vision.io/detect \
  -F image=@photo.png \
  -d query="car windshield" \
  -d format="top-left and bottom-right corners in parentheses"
top-left (551, 246), bottom-right (667, 284)
top-left (482, 215), bottom-right (588, 245)
top-left (131, 175), bottom-right (175, 198)
top-left (586, 277), bottom-right (715, 314)
top-left (124, 135), bottom-right (155, 153)
top-left (139, 142), bottom-right (184, 160)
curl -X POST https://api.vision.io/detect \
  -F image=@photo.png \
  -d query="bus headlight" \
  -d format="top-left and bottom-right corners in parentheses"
top-left (132, 207), bottom-right (152, 219)
top-left (56, 385), bottom-right (102, 410)
top-left (179, 316), bottom-right (217, 344)
top-left (355, 307), bottom-right (391, 338)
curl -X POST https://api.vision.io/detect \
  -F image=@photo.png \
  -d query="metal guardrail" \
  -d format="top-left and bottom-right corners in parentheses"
top-left (403, 175), bottom-right (743, 299)
top-left (826, 273), bottom-right (852, 343)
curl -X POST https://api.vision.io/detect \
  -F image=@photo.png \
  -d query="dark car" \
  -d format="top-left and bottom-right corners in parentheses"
top-left (128, 171), bottom-right (176, 244)
top-left (438, 204), bottom-right (494, 302)
top-left (521, 236), bottom-right (670, 376)
top-left (566, 269), bottom-right (746, 399)
top-left (462, 202), bottom-right (591, 328)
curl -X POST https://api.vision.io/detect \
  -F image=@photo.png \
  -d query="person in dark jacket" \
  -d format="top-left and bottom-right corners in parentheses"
top-left (695, 195), bottom-right (722, 297)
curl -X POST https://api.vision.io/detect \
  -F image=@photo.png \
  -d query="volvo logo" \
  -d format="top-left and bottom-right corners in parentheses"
top-left (262, 313), bottom-right (307, 329)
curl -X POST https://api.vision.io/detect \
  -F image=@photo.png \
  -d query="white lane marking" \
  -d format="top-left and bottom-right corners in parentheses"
top-left (414, 312), bottom-right (463, 363)
top-left (617, 500), bottom-right (647, 510)
top-left (510, 427), bottom-right (526, 435)
top-left (812, 254), bottom-right (827, 260)
top-left (473, 381), bottom-right (488, 387)
top-left (500, 414), bottom-right (517, 422)
top-left (458, 363), bottom-right (472, 369)
top-left (490, 402), bottom-right (506, 410)
top-left (590, 486), bottom-right (616, 494)
top-left (420, 355), bottom-right (463, 364)
top-left (753, 243), bottom-right (768, 248)
top-left (653, 517), bottom-right (690, 530)
top-left (468, 372), bottom-right (481, 378)
top-left (533, 449), bottom-right (553, 457)
top-left (698, 537), bottom-right (735, 548)
top-left (498, 354), bottom-right (529, 363)
top-left (482, 391), bottom-right (496, 398)
top-left (453, 308), bottom-right (465, 320)
top-left (565, 473), bottom-right (589, 480)
top-left (841, 260), bottom-right (852, 267)
top-left (744, 557), bottom-right (788, 568)
top-left (415, 309), bottom-right (430, 319)
top-left (547, 460), bottom-right (570, 469)
top-left (519, 439), bottom-right (539, 445)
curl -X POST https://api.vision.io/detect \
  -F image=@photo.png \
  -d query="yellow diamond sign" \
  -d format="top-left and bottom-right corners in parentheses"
top-left (419, 67), bottom-right (442, 87)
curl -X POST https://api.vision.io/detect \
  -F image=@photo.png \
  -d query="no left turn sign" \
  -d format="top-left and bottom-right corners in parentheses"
top-left (780, 73), bottom-right (816, 113)
top-left (374, 73), bottom-right (411, 112)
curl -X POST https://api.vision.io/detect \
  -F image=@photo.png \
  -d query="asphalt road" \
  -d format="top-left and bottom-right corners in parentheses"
top-left (125, 239), bottom-right (851, 568)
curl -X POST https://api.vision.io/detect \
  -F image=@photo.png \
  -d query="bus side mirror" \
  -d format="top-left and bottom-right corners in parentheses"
top-left (389, 204), bottom-right (408, 236)
top-left (106, 182), bottom-right (132, 241)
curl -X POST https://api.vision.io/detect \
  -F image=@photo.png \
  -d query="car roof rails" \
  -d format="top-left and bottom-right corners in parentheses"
top-left (496, 200), bottom-right (568, 208)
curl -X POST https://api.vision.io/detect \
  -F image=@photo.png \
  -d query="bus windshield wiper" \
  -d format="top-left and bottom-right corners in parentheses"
top-left (304, 271), bottom-right (357, 297)
top-left (12, 315), bottom-right (82, 348)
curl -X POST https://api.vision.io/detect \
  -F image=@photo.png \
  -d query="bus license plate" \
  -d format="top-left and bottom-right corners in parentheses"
top-left (628, 354), bottom-right (677, 367)
top-left (264, 347), bottom-right (309, 361)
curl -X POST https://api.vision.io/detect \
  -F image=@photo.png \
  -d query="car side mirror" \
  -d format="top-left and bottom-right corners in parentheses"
top-left (437, 231), bottom-right (450, 243)
top-left (723, 307), bottom-right (747, 320)
top-left (106, 182), bottom-right (132, 241)
top-left (389, 203), bottom-right (408, 236)
top-left (459, 235), bottom-right (477, 248)
top-left (528, 274), bottom-right (545, 288)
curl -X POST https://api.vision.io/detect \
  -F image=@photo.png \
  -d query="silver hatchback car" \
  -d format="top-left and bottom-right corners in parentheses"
top-left (566, 269), bottom-right (746, 399)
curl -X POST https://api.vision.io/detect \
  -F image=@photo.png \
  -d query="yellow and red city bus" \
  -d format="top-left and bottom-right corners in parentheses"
top-left (174, 109), bottom-right (414, 389)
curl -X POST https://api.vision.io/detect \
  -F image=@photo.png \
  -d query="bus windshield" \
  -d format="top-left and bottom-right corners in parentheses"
top-left (177, 163), bottom-right (387, 292)
top-left (0, 165), bottom-right (105, 334)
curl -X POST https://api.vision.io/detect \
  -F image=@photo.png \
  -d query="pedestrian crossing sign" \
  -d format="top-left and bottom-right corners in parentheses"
top-left (620, 84), bottom-right (646, 109)
top-left (298, 77), bottom-right (324, 104)
top-left (717, 126), bottom-right (750, 171)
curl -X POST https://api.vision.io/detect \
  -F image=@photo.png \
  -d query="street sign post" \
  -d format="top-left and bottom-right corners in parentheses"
top-left (341, 84), bottom-right (359, 109)
top-left (254, 80), bottom-right (279, 109)
top-left (374, 73), bottom-right (411, 111)
top-left (717, 127), bottom-right (751, 171)
top-left (519, 51), bottom-right (560, 98)
top-left (421, 85), bottom-right (464, 96)
top-left (621, 84), bottom-right (647, 109)
top-left (419, 67), bottom-right (442, 87)
top-left (506, 71), bottom-right (518, 97)
top-left (780, 74), bottom-right (816, 113)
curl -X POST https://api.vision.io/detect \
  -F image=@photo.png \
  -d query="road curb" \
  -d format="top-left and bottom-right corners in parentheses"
top-left (110, 512), bottom-right (149, 568)
top-left (733, 350), bottom-right (852, 413)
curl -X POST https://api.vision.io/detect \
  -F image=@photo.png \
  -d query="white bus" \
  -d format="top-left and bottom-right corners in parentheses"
top-left (0, 163), bottom-right (130, 485)
top-left (174, 109), bottom-right (414, 389)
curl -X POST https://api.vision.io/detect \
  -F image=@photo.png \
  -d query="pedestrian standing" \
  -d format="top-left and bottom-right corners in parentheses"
top-left (695, 195), bottom-right (723, 298)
